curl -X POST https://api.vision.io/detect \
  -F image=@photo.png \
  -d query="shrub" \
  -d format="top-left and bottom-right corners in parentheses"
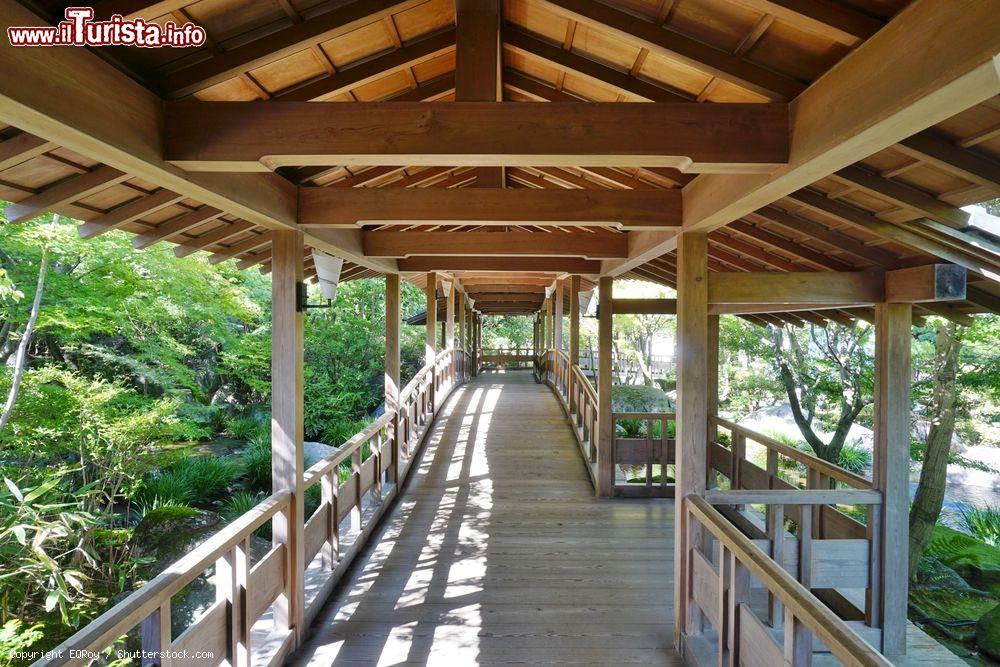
top-left (959, 504), bottom-right (1000, 547)
top-left (168, 456), bottom-right (239, 502)
top-left (222, 491), bottom-right (266, 521)
top-left (133, 497), bottom-right (200, 526)
top-left (226, 415), bottom-right (261, 440)
top-left (837, 442), bottom-right (872, 475)
top-left (133, 471), bottom-right (192, 508)
top-left (242, 439), bottom-right (271, 491)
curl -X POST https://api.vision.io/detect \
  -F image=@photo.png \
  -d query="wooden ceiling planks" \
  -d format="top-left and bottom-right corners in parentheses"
top-left (2, 0), bottom-right (999, 323)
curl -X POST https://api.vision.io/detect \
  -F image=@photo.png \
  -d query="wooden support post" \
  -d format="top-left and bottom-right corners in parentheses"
top-left (707, 314), bottom-right (719, 488)
top-left (458, 290), bottom-right (466, 351)
top-left (874, 302), bottom-right (912, 656)
top-left (569, 275), bottom-right (581, 415)
top-left (271, 230), bottom-right (305, 644)
top-left (554, 278), bottom-right (564, 352)
top-left (445, 280), bottom-right (455, 350)
top-left (426, 272), bottom-right (437, 409)
top-left (569, 275), bottom-right (581, 366)
top-left (386, 274), bottom-right (401, 484)
top-left (597, 276), bottom-right (614, 497)
top-left (676, 231), bottom-right (709, 646)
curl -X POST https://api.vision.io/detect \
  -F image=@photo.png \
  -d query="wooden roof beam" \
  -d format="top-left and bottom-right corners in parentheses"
top-left (77, 188), bottom-right (185, 238)
top-left (165, 101), bottom-right (789, 171)
top-left (276, 28), bottom-right (455, 101)
top-left (833, 164), bottom-right (970, 229)
top-left (603, 0), bottom-right (1000, 276)
top-left (363, 230), bottom-right (628, 259)
top-left (535, 0), bottom-right (805, 100)
top-left (787, 188), bottom-right (1000, 279)
top-left (398, 256), bottom-right (601, 273)
top-left (724, 0), bottom-right (883, 46)
top-left (0, 131), bottom-right (56, 170)
top-left (132, 205), bottom-right (226, 249)
top-left (299, 187), bottom-right (681, 228)
top-left (896, 131), bottom-right (1000, 190)
top-left (504, 27), bottom-right (691, 102)
top-left (160, 0), bottom-right (429, 97)
top-left (5, 165), bottom-right (129, 223)
top-left (0, 0), bottom-right (394, 273)
top-left (172, 220), bottom-right (255, 257)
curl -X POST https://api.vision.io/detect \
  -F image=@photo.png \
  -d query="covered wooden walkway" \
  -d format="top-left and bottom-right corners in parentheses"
top-left (291, 370), bottom-right (678, 666)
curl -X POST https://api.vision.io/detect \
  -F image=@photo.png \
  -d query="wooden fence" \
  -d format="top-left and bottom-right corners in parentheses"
top-left (37, 348), bottom-right (469, 667)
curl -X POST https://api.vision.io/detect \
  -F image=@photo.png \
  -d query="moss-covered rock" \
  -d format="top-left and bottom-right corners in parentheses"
top-left (927, 525), bottom-right (1000, 594)
top-left (976, 603), bottom-right (1000, 661)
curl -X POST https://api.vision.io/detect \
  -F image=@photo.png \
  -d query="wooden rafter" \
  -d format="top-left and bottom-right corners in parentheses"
top-left (604, 0), bottom-right (1000, 276)
top-left (363, 230), bottom-right (628, 259)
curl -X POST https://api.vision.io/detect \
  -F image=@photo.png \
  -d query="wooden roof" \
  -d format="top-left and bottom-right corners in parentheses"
top-left (1, 0), bottom-right (998, 324)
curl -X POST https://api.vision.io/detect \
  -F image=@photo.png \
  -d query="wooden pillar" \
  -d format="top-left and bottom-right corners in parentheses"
top-left (675, 231), bottom-right (709, 646)
top-left (707, 314), bottom-right (720, 488)
top-left (547, 297), bottom-right (555, 349)
top-left (569, 275), bottom-right (581, 366)
top-left (458, 290), bottom-right (466, 351)
top-left (874, 302), bottom-right (912, 656)
top-left (270, 230), bottom-right (305, 643)
top-left (539, 300), bottom-right (547, 353)
top-left (445, 280), bottom-right (455, 350)
top-left (597, 276), bottom-right (614, 497)
top-left (426, 272), bottom-right (437, 404)
top-left (554, 278), bottom-right (564, 352)
top-left (385, 274), bottom-right (400, 483)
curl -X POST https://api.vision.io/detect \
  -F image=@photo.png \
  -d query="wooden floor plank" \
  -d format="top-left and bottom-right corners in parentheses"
top-left (291, 370), bottom-right (679, 666)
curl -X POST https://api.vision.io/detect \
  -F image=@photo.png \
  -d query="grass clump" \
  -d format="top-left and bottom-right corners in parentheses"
top-left (959, 504), bottom-right (1000, 547)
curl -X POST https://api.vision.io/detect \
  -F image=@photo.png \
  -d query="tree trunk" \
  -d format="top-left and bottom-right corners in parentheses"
top-left (908, 321), bottom-right (960, 579)
top-left (0, 246), bottom-right (49, 433)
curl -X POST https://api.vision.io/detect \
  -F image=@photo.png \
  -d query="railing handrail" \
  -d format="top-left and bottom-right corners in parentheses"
top-left (612, 411), bottom-right (676, 421)
top-left (686, 494), bottom-right (892, 667)
top-left (399, 352), bottom-right (445, 404)
top-left (705, 488), bottom-right (882, 506)
top-left (711, 415), bottom-right (871, 489)
top-left (39, 490), bottom-right (291, 664)
top-left (571, 364), bottom-right (597, 403)
top-left (303, 410), bottom-right (396, 488)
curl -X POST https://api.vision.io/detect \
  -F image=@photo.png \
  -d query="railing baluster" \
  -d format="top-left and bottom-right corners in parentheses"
top-left (139, 601), bottom-right (170, 667)
top-left (322, 466), bottom-right (339, 567)
top-left (216, 538), bottom-right (250, 667)
top-left (768, 503), bottom-right (785, 628)
top-left (350, 447), bottom-right (362, 533)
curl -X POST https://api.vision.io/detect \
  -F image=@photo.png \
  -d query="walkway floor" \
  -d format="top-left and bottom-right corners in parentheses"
top-left (291, 370), bottom-right (679, 665)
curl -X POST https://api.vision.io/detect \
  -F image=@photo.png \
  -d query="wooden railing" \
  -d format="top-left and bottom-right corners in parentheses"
top-left (701, 415), bottom-right (888, 657)
top-left (683, 493), bottom-right (891, 667)
top-left (480, 347), bottom-right (533, 369)
top-left (38, 348), bottom-right (469, 667)
top-left (612, 411), bottom-right (675, 497)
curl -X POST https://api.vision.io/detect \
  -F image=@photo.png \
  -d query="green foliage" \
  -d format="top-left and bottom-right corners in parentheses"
top-left (927, 525), bottom-right (1000, 591)
top-left (132, 472), bottom-right (192, 509)
top-left (225, 415), bottom-right (263, 440)
top-left (222, 491), bottom-right (266, 521)
top-left (959, 505), bottom-right (1000, 548)
top-left (133, 500), bottom-right (200, 527)
top-left (0, 620), bottom-right (44, 663)
top-left (482, 315), bottom-right (534, 349)
top-left (0, 475), bottom-right (99, 627)
top-left (837, 442), bottom-right (872, 474)
top-left (242, 438), bottom-right (272, 492)
top-left (163, 457), bottom-right (239, 502)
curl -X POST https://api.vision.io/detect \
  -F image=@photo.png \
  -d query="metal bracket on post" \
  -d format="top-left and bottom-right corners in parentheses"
top-left (296, 281), bottom-right (332, 312)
